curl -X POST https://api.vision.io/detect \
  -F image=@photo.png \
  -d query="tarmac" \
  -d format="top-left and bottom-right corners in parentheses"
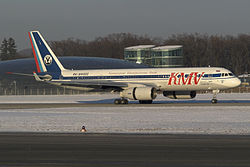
top-left (1, 133), bottom-right (250, 167)
top-left (0, 102), bottom-right (250, 109)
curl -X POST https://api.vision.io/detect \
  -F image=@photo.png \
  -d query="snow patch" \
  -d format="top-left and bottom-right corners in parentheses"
top-left (1, 105), bottom-right (250, 135)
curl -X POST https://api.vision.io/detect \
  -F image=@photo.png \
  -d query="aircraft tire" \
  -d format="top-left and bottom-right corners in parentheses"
top-left (120, 99), bottom-right (128, 104)
top-left (211, 99), bottom-right (218, 104)
top-left (114, 99), bottom-right (121, 104)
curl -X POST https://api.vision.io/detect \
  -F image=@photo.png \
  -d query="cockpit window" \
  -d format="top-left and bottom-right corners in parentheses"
top-left (229, 73), bottom-right (233, 76)
top-left (222, 73), bottom-right (225, 77)
top-left (225, 73), bottom-right (228, 76)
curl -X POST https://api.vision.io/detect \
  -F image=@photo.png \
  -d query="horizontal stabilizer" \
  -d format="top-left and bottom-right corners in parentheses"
top-left (6, 72), bottom-right (34, 77)
top-left (33, 72), bottom-right (52, 81)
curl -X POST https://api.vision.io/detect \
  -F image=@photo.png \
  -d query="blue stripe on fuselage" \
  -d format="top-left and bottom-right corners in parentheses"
top-left (54, 73), bottom-right (231, 80)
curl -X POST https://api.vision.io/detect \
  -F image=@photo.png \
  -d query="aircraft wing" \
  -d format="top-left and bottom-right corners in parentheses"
top-left (49, 80), bottom-right (128, 88)
top-left (8, 72), bottom-right (158, 90)
top-left (48, 80), bottom-right (158, 89)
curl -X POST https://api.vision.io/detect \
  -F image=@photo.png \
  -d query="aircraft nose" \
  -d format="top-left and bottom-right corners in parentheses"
top-left (233, 78), bottom-right (241, 88)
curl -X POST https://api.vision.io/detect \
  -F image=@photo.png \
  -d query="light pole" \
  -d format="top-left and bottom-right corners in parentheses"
top-left (13, 81), bottom-right (16, 95)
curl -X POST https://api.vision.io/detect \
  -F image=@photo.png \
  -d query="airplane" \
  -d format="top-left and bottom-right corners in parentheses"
top-left (28, 31), bottom-right (241, 104)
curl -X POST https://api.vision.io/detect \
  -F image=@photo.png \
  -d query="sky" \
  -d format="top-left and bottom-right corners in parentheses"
top-left (1, 0), bottom-right (250, 50)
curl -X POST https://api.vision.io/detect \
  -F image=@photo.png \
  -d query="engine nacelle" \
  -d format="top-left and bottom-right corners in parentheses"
top-left (163, 91), bottom-right (196, 99)
top-left (121, 87), bottom-right (157, 100)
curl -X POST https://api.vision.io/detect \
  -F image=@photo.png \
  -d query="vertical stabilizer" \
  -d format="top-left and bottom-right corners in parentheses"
top-left (28, 31), bottom-right (65, 73)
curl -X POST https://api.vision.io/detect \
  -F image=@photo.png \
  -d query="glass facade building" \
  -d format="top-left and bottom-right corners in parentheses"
top-left (151, 45), bottom-right (183, 67)
top-left (124, 45), bottom-right (155, 65)
top-left (124, 45), bottom-right (183, 68)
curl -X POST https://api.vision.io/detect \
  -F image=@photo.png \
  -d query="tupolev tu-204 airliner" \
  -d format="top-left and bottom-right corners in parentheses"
top-left (28, 31), bottom-right (241, 104)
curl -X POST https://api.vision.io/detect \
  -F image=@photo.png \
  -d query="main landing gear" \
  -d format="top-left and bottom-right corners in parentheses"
top-left (211, 90), bottom-right (220, 104)
top-left (114, 98), bottom-right (128, 104)
top-left (114, 99), bottom-right (153, 104)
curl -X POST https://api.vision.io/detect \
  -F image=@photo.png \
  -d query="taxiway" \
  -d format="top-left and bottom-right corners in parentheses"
top-left (1, 133), bottom-right (250, 167)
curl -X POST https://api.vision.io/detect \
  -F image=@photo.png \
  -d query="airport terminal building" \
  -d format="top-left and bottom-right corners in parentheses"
top-left (124, 45), bottom-right (183, 68)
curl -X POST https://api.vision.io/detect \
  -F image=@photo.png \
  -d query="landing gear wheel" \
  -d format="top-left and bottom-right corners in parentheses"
top-left (114, 98), bottom-right (128, 104)
top-left (114, 99), bottom-right (121, 104)
top-left (120, 99), bottom-right (128, 104)
top-left (139, 100), bottom-right (153, 104)
top-left (211, 99), bottom-right (218, 104)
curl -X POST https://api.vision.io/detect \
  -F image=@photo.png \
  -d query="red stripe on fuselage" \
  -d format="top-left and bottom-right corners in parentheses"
top-left (28, 32), bottom-right (41, 73)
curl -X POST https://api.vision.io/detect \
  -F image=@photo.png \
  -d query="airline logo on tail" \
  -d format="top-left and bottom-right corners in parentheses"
top-left (44, 55), bottom-right (53, 65)
top-left (28, 31), bottom-right (65, 73)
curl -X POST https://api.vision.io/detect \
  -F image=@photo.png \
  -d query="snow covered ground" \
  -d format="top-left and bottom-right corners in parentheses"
top-left (0, 93), bottom-right (250, 135)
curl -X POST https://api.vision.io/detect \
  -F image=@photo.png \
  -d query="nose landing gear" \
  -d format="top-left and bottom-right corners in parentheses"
top-left (211, 90), bottom-right (220, 104)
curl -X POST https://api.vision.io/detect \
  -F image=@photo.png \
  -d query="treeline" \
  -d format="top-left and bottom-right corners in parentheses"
top-left (1, 33), bottom-right (249, 75)
top-left (50, 33), bottom-right (156, 59)
top-left (0, 38), bottom-right (17, 60)
top-left (164, 33), bottom-right (250, 75)
top-left (50, 33), bottom-right (250, 75)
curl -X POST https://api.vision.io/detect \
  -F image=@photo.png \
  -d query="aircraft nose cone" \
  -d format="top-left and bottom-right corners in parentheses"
top-left (233, 78), bottom-right (241, 88)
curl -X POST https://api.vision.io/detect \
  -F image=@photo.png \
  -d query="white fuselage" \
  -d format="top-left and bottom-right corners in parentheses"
top-left (58, 67), bottom-right (241, 91)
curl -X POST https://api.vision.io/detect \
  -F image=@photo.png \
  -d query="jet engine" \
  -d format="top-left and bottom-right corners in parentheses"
top-left (163, 91), bottom-right (196, 99)
top-left (120, 87), bottom-right (157, 100)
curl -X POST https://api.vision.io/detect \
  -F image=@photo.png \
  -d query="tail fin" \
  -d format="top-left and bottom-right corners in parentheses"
top-left (28, 31), bottom-right (65, 73)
